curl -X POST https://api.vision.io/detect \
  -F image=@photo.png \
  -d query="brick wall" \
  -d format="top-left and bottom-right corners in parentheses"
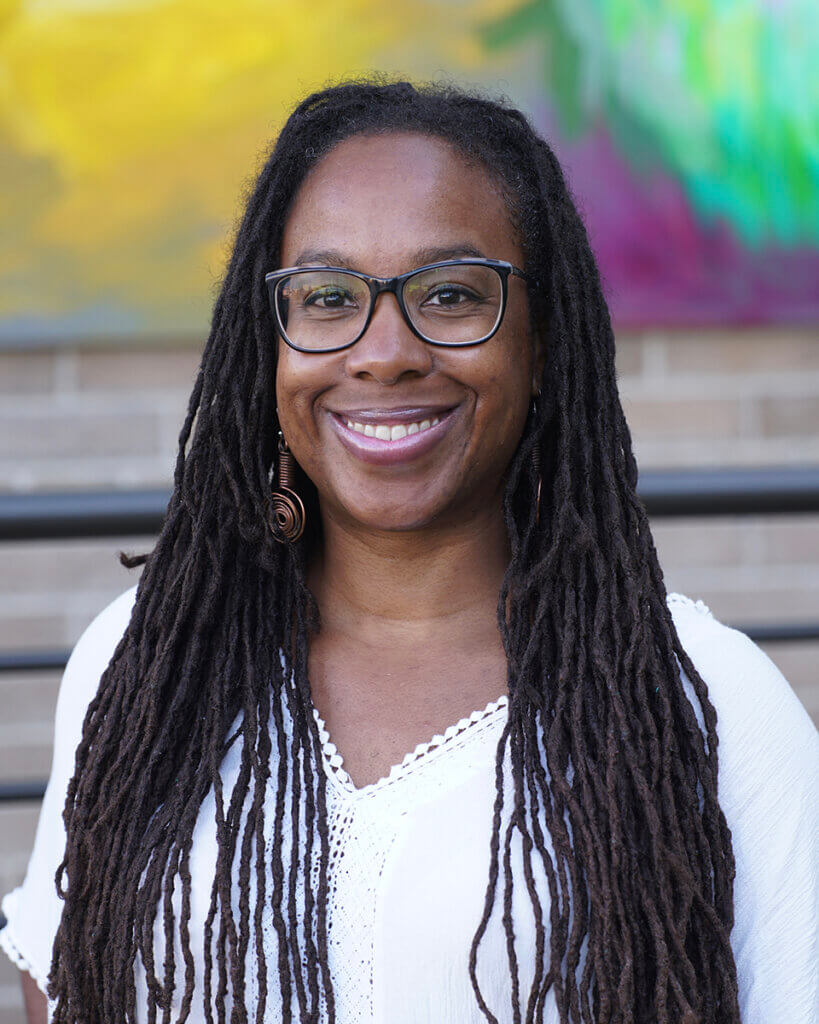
top-left (1, 331), bottom-right (817, 1019)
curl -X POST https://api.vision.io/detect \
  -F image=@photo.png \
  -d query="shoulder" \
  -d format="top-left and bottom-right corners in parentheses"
top-left (667, 593), bottom-right (819, 1022)
top-left (52, 584), bottom-right (139, 761)
top-left (666, 591), bottom-right (817, 759)
top-left (65, 583), bottom-right (138, 680)
top-left (0, 585), bottom-right (139, 993)
top-left (665, 590), bottom-right (818, 808)
top-left (667, 590), bottom-right (777, 696)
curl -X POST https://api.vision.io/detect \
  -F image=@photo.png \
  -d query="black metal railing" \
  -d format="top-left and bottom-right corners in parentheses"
top-left (3, 466), bottom-right (819, 541)
top-left (2, 466), bottom-right (818, 805)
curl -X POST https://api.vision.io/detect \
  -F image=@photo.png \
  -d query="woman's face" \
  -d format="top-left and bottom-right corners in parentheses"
top-left (275, 132), bottom-right (541, 534)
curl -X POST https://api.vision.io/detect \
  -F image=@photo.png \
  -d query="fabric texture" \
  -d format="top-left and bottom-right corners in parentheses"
top-left (1, 586), bottom-right (817, 1023)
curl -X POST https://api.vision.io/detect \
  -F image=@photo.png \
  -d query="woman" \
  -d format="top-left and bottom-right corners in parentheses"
top-left (2, 80), bottom-right (816, 1024)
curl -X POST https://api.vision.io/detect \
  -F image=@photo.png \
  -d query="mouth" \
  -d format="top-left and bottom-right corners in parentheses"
top-left (327, 406), bottom-right (458, 466)
top-left (341, 413), bottom-right (442, 440)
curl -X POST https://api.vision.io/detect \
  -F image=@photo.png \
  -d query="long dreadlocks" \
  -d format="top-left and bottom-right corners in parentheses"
top-left (48, 78), bottom-right (740, 1023)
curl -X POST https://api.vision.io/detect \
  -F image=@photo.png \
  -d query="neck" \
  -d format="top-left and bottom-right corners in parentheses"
top-left (308, 503), bottom-right (510, 649)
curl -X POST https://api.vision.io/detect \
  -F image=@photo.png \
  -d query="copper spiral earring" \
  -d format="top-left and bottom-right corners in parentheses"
top-left (269, 431), bottom-right (305, 543)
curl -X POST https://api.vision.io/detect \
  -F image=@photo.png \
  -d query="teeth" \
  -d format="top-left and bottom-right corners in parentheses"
top-left (344, 415), bottom-right (444, 439)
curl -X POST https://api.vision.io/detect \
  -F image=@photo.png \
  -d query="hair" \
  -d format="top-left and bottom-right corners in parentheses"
top-left (48, 78), bottom-right (740, 1023)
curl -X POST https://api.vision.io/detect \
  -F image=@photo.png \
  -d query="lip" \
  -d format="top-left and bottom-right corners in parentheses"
top-left (327, 407), bottom-right (458, 466)
top-left (328, 405), bottom-right (456, 425)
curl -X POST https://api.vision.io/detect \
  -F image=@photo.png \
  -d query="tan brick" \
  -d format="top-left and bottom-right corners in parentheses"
top-left (76, 347), bottom-right (200, 392)
top-left (0, 674), bottom-right (60, 724)
top-left (0, 743), bottom-right (54, 784)
top-left (634, 436), bottom-right (819, 469)
top-left (664, 329), bottom-right (819, 376)
top-left (0, 804), bottom-right (40, 891)
top-left (0, 353), bottom-right (54, 394)
top-left (677, 587), bottom-right (819, 628)
top-left (759, 395), bottom-right (819, 438)
top-left (614, 334), bottom-right (643, 378)
top-left (0, 454), bottom-right (173, 490)
top-left (0, 956), bottom-right (27, 1024)
top-left (0, 996), bottom-right (26, 1024)
top-left (0, 589), bottom-right (138, 649)
top-left (623, 396), bottom-right (742, 441)
top-left (0, 614), bottom-right (64, 650)
top-left (0, 410), bottom-right (160, 459)
top-left (652, 519), bottom-right (748, 570)
top-left (0, 970), bottom-right (27, 1024)
top-left (758, 517), bottom-right (819, 564)
top-left (0, 537), bottom-right (150, 595)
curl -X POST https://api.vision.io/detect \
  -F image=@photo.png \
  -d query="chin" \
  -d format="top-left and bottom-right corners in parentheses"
top-left (334, 491), bottom-right (451, 533)
top-left (352, 507), bottom-right (444, 533)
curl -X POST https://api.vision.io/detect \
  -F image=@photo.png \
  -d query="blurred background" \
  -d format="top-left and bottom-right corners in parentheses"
top-left (1, 0), bottom-right (817, 1018)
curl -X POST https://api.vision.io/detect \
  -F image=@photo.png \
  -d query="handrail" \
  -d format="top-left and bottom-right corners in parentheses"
top-left (636, 465), bottom-right (819, 516)
top-left (0, 781), bottom-right (46, 802)
top-left (0, 487), bottom-right (170, 540)
top-left (1, 466), bottom-right (819, 541)
top-left (2, 466), bottom-right (818, 808)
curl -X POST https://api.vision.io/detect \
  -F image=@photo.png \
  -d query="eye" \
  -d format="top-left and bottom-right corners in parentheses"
top-left (422, 284), bottom-right (481, 308)
top-left (303, 285), bottom-right (358, 309)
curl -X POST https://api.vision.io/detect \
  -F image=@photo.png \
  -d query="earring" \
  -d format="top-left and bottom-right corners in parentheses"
top-left (531, 397), bottom-right (542, 527)
top-left (269, 431), bottom-right (305, 543)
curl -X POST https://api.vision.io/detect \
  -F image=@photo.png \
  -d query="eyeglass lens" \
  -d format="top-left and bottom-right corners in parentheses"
top-left (275, 264), bottom-right (503, 350)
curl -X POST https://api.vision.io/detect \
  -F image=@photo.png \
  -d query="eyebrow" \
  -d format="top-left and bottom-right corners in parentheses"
top-left (292, 243), bottom-right (487, 270)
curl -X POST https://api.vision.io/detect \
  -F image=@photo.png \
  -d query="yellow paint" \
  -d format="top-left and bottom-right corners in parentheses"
top-left (0, 0), bottom-right (496, 326)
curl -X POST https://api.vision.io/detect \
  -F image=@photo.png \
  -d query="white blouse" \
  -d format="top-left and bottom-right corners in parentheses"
top-left (1, 586), bottom-right (817, 1023)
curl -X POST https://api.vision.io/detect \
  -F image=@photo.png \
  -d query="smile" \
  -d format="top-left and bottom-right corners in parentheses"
top-left (328, 408), bottom-right (456, 466)
top-left (343, 417), bottom-right (441, 440)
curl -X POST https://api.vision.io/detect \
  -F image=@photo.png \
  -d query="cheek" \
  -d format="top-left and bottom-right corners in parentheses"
top-left (274, 354), bottom-right (343, 491)
top-left (482, 353), bottom-right (535, 459)
top-left (480, 332), bottom-right (534, 418)
top-left (276, 349), bottom-right (321, 418)
top-left (274, 358), bottom-right (318, 456)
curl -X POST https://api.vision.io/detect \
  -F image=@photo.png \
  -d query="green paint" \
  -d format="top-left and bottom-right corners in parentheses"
top-left (480, 0), bottom-right (819, 246)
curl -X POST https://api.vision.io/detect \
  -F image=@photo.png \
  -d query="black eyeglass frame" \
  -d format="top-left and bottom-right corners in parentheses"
top-left (264, 258), bottom-right (532, 354)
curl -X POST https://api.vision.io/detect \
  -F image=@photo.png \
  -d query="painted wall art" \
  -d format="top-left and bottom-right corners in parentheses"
top-left (1, 0), bottom-right (816, 342)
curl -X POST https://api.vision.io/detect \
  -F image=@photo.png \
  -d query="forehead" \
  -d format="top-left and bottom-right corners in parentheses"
top-left (279, 132), bottom-right (522, 274)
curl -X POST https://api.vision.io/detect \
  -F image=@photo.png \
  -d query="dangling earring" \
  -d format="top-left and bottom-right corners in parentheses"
top-left (531, 396), bottom-right (542, 527)
top-left (269, 431), bottom-right (305, 543)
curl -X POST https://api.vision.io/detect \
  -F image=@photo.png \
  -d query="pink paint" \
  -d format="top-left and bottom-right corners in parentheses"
top-left (528, 100), bottom-right (819, 326)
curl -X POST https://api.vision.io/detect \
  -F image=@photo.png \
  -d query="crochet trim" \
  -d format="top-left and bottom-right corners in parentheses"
top-left (0, 917), bottom-right (48, 995)
top-left (312, 693), bottom-right (509, 795)
top-left (666, 592), bottom-right (714, 619)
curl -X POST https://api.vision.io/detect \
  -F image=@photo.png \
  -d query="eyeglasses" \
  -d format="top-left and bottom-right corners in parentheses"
top-left (264, 258), bottom-right (530, 354)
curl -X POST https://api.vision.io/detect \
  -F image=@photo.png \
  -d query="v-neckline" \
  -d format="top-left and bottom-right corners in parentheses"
top-left (311, 694), bottom-right (509, 798)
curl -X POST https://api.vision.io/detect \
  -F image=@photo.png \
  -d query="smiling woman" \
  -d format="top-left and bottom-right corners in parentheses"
top-left (2, 80), bottom-right (817, 1024)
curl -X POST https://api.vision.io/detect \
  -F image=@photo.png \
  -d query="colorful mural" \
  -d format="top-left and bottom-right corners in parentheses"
top-left (486, 0), bottom-right (819, 325)
top-left (0, 0), bottom-right (816, 342)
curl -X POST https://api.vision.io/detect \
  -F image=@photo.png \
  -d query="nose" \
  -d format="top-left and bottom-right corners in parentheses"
top-left (344, 291), bottom-right (433, 384)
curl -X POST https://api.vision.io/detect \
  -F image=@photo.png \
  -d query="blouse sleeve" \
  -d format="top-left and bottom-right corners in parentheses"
top-left (0, 585), bottom-right (139, 996)
top-left (668, 594), bottom-right (819, 1024)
